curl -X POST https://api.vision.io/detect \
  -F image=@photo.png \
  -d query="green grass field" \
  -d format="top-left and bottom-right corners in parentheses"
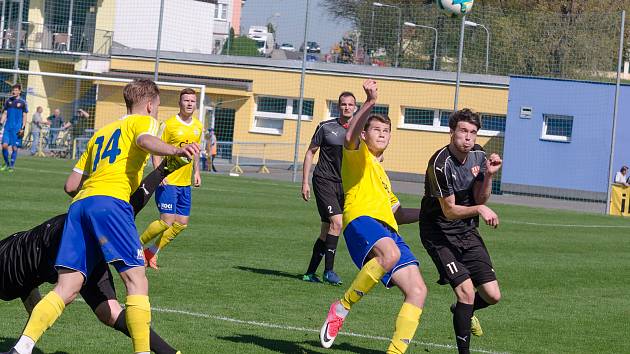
top-left (1, 157), bottom-right (629, 354)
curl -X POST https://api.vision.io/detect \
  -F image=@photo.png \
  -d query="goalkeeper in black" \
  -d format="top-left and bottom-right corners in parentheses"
top-left (0, 157), bottom-right (187, 354)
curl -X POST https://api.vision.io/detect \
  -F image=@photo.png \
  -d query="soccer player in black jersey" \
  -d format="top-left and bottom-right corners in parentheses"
top-left (0, 157), bottom-right (186, 354)
top-left (419, 109), bottom-right (503, 354)
top-left (301, 91), bottom-right (356, 285)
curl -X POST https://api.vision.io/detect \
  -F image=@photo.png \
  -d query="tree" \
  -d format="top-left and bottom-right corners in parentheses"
top-left (321, 0), bottom-right (630, 79)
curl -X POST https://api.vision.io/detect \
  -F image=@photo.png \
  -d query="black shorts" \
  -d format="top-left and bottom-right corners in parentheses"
top-left (420, 229), bottom-right (496, 288)
top-left (80, 260), bottom-right (117, 311)
top-left (312, 176), bottom-right (344, 223)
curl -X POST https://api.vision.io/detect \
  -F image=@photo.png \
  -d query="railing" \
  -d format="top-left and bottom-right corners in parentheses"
top-left (200, 141), bottom-right (308, 175)
top-left (1, 22), bottom-right (112, 56)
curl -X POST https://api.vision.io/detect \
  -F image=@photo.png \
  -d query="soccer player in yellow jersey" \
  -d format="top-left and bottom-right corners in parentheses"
top-left (319, 79), bottom-right (428, 354)
top-left (5, 79), bottom-right (199, 354)
top-left (139, 88), bottom-right (203, 270)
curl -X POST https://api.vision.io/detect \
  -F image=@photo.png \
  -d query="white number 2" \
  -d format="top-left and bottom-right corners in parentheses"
top-left (328, 206), bottom-right (333, 214)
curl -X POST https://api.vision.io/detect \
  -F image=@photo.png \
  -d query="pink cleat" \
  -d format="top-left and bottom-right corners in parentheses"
top-left (320, 300), bottom-right (347, 348)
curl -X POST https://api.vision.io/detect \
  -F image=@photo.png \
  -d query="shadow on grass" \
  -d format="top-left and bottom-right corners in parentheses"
top-left (234, 266), bottom-right (301, 280)
top-left (218, 334), bottom-right (382, 354)
top-left (0, 337), bottom-right (69, 354)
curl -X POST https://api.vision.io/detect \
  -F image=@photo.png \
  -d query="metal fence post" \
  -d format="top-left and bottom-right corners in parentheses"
top-left (154, 0), bottom-right (165, 82)
top-left (291, 0), bottom-right (310, 183)
top-left (453, 15), bottom-right (466, 111)
top-left (605, 10), bottom-right (625, 215)
top-left (12, 0), bottom-right (24, 84)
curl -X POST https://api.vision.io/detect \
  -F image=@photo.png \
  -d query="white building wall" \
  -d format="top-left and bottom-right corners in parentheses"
top-left (114, 0), bottom-right (215, 54)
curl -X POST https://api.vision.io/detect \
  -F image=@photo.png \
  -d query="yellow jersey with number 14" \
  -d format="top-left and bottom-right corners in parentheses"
top-left (341, 140), bottom-right (400, 232)
top-left (72, 114), bottom-right (159, 203)
top-left (160, 115), bottom-right (203, 186)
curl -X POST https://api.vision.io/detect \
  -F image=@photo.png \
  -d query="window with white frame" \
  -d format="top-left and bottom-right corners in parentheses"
top-left (541, 114), bottom-right (573, 142)
top-left (214, 3), bottom-right (228, 20)
top-left (252, 96), bottom-right (314, 135)
top-left (401, 107), bottom-right (506, 135)
top-left (327, 100), bottom-right (389, 119)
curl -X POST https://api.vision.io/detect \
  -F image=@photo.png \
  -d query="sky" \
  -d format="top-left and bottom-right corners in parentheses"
top-left (240, 0), bottom-right (353, 53)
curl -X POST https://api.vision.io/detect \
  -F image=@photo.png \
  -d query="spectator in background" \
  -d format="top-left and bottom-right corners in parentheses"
top-left (47, 108), bottom-right (63, 148)
top-left (30, 106), bottom-right (47, 155)
top-left (205, 128), bottom-right (218, 172)
top-left (615, 165), bottom-right (629, 186)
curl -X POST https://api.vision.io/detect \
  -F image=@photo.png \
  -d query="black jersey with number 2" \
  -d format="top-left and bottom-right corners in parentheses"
top-left (420, 144), bottom-right (487, 237)
top-left (310, 118), bottom-right (348, 182)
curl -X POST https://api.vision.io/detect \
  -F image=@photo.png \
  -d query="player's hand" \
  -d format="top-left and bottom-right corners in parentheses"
top-left (363, 79), bottom-right (378, 102)
top-left (486, 153), bottom-right (502, 176)
top-left (302, 182), bottom-right (310, 201)
top-left (160, 177), bottom-right (169, 186)
top-left (478, 205), bottom-right (499, 228)
top-left (176, 143), bottom-right (200, 160)
top-left (16, 129), bottom-right (24, 139)
top-left (194, 171), bottom-right (201, 187)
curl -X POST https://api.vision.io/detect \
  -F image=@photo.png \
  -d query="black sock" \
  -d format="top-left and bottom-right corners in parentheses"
top-left (306, 238), bottom-right (326, 274)
top-left (324, 234), bottom-right (339, 272)
top-left (113, 309), bottom-right (178, 354)
top-left (453, 302), bottom-right (474, 354)
top-left (473, 292), bottom-right (491, 312)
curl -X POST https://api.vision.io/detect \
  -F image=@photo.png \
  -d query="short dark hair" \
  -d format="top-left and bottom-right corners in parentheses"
top-left (622, 166), bottom-right (629, 173)
top-left (338, 91), bottom-right (356, 106)
top-left (449, 108), bottom-right (481, 130)
top-left (179, 88), bottom-right (197, 100)
top-left (123, 79), bottom-right (160, 110)
top-left (11, 84), bottom-right (21, 91)
top-left (364, 113), bottom-right (391, 131)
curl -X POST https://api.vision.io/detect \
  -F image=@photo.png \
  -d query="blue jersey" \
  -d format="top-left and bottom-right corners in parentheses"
top-left (3, 96), bottom-right (28, 131)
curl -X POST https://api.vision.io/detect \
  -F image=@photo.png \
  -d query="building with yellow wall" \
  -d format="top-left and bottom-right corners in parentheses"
top-left (95, 49), bottom-right (508, 177)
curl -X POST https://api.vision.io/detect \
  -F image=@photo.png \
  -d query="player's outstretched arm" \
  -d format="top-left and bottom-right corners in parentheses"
top-left (438, 195), bottom-right (499, 228)
top-left (473, 153), bottom-right (502, 205)
top-left (301, 144), bottom-right (319, 201)
top-left (393, 204), bottom-right (421, 225)
top-left (344, 79), bottom-right (378, 150)
top-left (129, 159), bottom-right (176, 216)
top-left (137, 134), bottom-right (200, 159)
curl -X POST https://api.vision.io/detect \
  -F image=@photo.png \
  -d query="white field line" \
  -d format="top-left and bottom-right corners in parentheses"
top-left (503, 219), bottom-right (630, 229)
top-left (150, 305), bottom-right (508, 354)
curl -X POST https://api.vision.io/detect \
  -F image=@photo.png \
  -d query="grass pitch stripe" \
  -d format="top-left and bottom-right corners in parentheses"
top-left (151, 306), bottom-right (508, 354)
top-left (503, 219), bottom-right (630, 229)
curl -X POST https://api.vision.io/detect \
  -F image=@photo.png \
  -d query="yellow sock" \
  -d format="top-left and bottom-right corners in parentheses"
top-left (23, 291), bottom-right (65, 342)
top-left (340, 258), bottom-right (386, 309)
top-left (155, 222), bottom-right (187, 251)
top-left (126, 295), bottom-right (151, 353)
top-left (387, 302), bottom-right (423, 354)
top-left (139, 220), bottom-right (169, 245)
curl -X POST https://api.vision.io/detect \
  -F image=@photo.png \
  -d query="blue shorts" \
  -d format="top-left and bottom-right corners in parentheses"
top-left (1, 128), bottom-right (18, 146)
top-left (155, 185), bottom-right (192, 216)
top-left (344, 216), bottom-right (419, 288)
top-left (55, 196), bottom-right (144, 279)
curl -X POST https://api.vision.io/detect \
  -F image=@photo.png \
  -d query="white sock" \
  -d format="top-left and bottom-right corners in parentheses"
top-left (149, 244), bottom-right (159, 255)
top-left (14, 335), bottom-right (35, 354)
top-left (335, 302), bottom-right (349, 318)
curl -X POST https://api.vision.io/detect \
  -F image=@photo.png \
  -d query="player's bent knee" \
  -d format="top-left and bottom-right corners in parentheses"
top-left (119, 267), bottom-right (149, 295)
top-left (486, 289), bottom-right (501, 304)
top-left (454, 282), bottom-right (476, 304)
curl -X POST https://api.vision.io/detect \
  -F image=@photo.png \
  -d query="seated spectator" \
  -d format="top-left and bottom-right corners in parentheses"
top-left (614, 166), bottom-right (629, 186)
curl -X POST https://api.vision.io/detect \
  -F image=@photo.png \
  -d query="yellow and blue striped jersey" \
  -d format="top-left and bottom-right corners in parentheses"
top-left (342, 140), bottom-right (400, 231)
top-left (72, 114), bottom-right (159, 203)
top-left (159, 115), bottom-right (203, 186)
